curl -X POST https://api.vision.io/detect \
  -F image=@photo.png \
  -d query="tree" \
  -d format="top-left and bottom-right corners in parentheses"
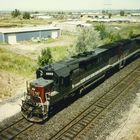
top-left (75, 27), bottom-right (103, 53)
top-left (38, 48), bottom-right (52, 66)
top-left (95, 24), bottom-right (122, 44)
top-left (102, 10), bottom-right (106, 15)
top-left (23, 12), bottom-right (31, 19)
top-left (120, 10), bottom-right (125, 16)
top-left (108, 13), bottom-right (112, 19)
top-left (11, 9), bottom-right (21, 18)
top-left (95, 24), bottom-right (107, 39)
top-left (102, 10), bottom-right (108, 15)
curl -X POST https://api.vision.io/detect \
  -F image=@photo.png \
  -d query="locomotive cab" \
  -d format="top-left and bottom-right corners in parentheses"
top-left (21, 78), bottom-right (53, 122)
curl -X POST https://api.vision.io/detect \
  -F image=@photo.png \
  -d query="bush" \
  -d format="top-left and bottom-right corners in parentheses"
top-left (11, 9), bottom-right (21, 18)
top-left (95, 24), bottom-right (109, 39)
top-left (75, 27), bottom-right (103, 54)
top-left (38, 48), bottom-right (52, 66)
top-left (95, 24), bottom-right (122, 44)
top-left (23, 12), bottom-right (31, 19)
top-left (120, 10), bottom-right (125, 16)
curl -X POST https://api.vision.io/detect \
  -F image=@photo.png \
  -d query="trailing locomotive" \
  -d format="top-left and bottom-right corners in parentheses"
top-left (21, 35), bottom-right (140, 122)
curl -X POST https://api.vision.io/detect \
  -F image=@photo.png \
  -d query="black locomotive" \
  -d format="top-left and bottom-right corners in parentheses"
top-left (21, 35), bottom-right (140, 122)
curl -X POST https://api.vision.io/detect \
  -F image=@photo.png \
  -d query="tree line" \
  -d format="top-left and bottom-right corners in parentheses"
top-left (11, 9), bottom-right (31, 19)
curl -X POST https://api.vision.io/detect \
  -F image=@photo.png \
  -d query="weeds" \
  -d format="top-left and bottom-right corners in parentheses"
top-left (0, 48), bottom-right (37, 77)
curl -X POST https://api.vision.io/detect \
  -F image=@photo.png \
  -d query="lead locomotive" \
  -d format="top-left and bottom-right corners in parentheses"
top-left (21, 35), bottom-right (140, 122)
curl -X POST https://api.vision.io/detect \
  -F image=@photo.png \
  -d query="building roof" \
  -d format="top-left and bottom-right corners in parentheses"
top-left (0, 26), bottom-right (60, 34)
top-left (63, 21), bottom-right (91, 26)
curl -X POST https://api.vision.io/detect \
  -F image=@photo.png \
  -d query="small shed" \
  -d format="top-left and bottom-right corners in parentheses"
top-left (0, 26), bottom-right (61, 44)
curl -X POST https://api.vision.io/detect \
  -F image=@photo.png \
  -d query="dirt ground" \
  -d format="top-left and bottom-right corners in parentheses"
top-left (0, 35), bottom-right (76, 60)
top-left (107, 91), bottom-right (140, 140)
top-left (0, 70), bottom-right (27, 102)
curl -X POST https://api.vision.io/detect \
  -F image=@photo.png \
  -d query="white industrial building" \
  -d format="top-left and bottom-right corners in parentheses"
top-left (58, 21), bottom-right (92, 32)
top-left (0, 26), bottom-right (61, 44)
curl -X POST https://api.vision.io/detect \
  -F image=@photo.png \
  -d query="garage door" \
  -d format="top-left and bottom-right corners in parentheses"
top-left (51, 31), bottom-right (58, 39)
top-left (8, 34), bottom-right (17, 44)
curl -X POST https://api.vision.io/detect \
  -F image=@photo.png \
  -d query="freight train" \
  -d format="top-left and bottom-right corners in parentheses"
top-left (21, 35), bottom-right (140, 122)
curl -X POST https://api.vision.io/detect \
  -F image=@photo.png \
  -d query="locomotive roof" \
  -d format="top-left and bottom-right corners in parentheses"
top-left (38, 48), bottom-right (107, 77)
top-left (100, 39), bottom-right (132, 50)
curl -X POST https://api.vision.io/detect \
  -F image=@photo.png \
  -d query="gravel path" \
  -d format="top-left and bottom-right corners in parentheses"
top-left (14, 58), bottom-right (140, 140)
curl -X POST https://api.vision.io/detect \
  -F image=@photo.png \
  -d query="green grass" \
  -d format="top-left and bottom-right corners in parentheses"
top-left (0, 48), bottom-right (38, 77)
top-left (0, 18), bottom-right (50, 27)
top-left (104, 23), bottom-right (140, 38)
top-left (50, 46), bottom-right (69, 62)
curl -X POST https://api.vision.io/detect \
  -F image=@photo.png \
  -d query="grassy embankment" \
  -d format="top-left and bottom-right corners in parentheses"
top-left (0, 48), bottom-right (37, 77)
top-left (105, 23), bottom-right (140, 37)
top-left (0, 48), bottom-right (38, 98)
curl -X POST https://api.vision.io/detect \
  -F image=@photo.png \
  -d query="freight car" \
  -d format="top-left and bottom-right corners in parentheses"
top-left (21, 35), bottom-right (140, 122)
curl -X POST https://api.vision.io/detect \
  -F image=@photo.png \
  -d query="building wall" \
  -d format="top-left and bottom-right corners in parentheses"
top-left (40, 30), bottom-right (53, 38)
top-left (4, 34), bottom-right (8, 43)
top-left (16, 29), bottom-right (60, 42)
top-left (16, 31), bottom-right (40, 41)
top-left (0, 33), bottom-right (4, 43)
top-left (0, 29), bottom-right (60, 44)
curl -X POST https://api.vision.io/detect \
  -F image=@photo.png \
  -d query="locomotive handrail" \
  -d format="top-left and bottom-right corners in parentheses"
top-left (38, 96), bottom-right (45, 113)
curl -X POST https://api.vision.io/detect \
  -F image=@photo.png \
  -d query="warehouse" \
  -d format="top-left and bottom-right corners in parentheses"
top-left (0, 26), bottom-right (61, 44)
top-left (58, 21), bottom-right (91, 32)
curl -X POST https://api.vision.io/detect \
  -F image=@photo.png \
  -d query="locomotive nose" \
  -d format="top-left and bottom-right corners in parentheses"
top-left (30, 78), bottom-right (54, 103)
top-left (21, 78), bottom-right (54, 122)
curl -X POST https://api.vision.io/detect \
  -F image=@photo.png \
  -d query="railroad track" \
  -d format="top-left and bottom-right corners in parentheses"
top-left (0, 117), bottom-right (34, 140)
top-left (50, 66), bottom-right (140, 140)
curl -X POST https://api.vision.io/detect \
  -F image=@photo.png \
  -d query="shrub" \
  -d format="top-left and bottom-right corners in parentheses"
top-left (23, 12), bottom-right (31, 19)
top-left (38, 48), bottom-right (52, 66)
top-left (11, 9), bottom-right (21, 18)
top-left (75, 27), bottom-right (103, 54)
top-left (120, 10), bottom-right (125, 16)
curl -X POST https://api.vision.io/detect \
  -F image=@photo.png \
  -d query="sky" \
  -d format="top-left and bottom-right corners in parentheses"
top-left (0, 0), bottom-right (140, 11)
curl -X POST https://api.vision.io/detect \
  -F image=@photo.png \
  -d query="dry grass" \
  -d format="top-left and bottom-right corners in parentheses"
top-left (0, 47), bottom-right (37, 77)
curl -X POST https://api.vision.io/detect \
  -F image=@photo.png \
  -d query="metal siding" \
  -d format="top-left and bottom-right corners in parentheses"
top-left (7, 34), bottom-right (17, 44)
top-left (3, 29), bottom-right (60, 43)
top-left (57, 29), bottom-right (61, 37)
top-left (16, 31), bottom-right (39, 41)
top-left (40, 30), bottom-right (52, 38)
top-left (16, 30), bottom-right (59, 41)
top-left (4, 34), bottom-right (8, 43)
top-left (0, 33), bottom-right (3, 42)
